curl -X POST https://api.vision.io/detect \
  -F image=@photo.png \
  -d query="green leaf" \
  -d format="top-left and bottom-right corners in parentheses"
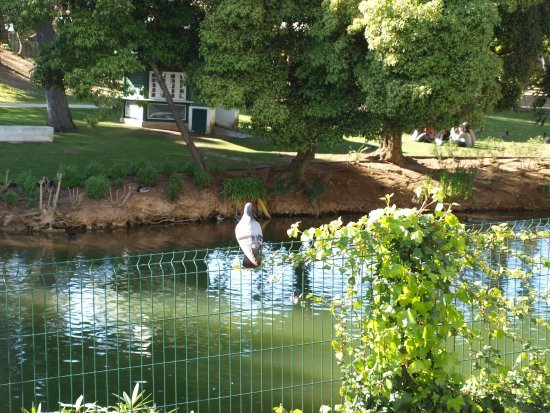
top-left (446, 396), bottom-right (465, 413)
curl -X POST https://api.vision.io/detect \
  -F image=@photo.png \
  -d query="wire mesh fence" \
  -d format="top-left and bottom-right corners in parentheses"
top-left (0, 219), bottom-right (548, 412)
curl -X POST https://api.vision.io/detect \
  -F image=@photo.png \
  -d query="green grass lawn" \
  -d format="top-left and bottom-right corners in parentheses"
top-left (0, 102), bottom-right (548, 180)
top-left (0, 83), bottom-right (92, 105)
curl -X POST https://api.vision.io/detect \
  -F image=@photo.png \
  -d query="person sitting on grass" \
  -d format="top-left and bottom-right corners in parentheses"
top-left (451, 124), bottom-right (473, 147)
top-left (414, 126), bottom-right (435, 143)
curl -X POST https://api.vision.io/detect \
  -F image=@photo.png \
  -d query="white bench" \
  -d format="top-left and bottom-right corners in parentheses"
top-left (0, 125), bottom-right (54, 142)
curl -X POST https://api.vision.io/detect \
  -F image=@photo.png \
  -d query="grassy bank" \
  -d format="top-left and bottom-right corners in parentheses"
top-left (0, 98), bottom-right (548, 179)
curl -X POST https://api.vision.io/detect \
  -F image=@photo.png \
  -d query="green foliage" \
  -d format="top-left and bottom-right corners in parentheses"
top-left (184, 161), bottom-right (212, 187)
top-left (160, 160), bottom-right (177, 177)
top-left (439, 168), bottom-right (476, 199)
top-left (289, 187), bottom-right (548, 412)
top-left (23, 383), bottom-right (174, 413)
top-left (306, 176), bottom-right (324, 203)
top-left (135, 162), bottom-right (158, 187)
top-left (493, 2), bottom-right (548, 109)
top-left (16, 170), bottom-right (39, 201)
top-left (198, 0), bottom-right (371, 159)
top-left (130, 160), bottom-right (148, 177)
top-left (2, 189), bottom-right (18, 206)
top-left (183, 160), bottom-right (199, 177)
top-left (165, 173), bottom-right (185, 201)
top-left (109, 161), bottom-right (130, 180)
top-left (85, 175), bottom-right (109, 199)
top-left (353, 0), bottom-right (501, 158)
top-left (221, 175), bottom-right (267, 201)
top-left (0, 43), bottom-right (12, 51)
top-left (111, 177), bottom-right (126, 189)
top-left (465, 357), bottom-right (550, 412)
top-left (540, 180), bottom-right (550, 196)
top-left (58, 164), bottom-right (81, 189)
top-left (84, 160), bottom-right (105, 179)
top-left (192, 170), bottom-right (212, 189)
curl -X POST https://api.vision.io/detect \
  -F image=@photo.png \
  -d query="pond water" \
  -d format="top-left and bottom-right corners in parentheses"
top-left (0, 213), bottom-right (548, 413)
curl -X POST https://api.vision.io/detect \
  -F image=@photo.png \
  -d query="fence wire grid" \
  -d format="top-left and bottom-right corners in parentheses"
top-left (0, 218), bottom-right (549, 412)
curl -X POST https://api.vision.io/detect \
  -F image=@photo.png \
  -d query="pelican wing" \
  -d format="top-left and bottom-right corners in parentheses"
top-left (236, 217), bottom-right (263, 267)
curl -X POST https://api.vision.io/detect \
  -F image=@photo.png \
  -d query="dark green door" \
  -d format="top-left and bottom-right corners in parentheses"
top-left (191, 108), bottom-right (208, 133)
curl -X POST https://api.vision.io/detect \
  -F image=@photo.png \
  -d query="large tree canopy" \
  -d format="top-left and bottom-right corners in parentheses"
top-left (197, 0), bottom-right (372, 179)
top-left (352, 0), bottom-right (502, 162)
top-left (43, 0), bottom-right (208, 170)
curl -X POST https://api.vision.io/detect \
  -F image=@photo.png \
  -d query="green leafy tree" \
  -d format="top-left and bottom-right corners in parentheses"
top-left (29, 0), bottom-right (208, 171)
top-left (1, 0), bottom-right (77, 132)
top-left (352, 0), bottom-right (502, 163)
top-left (493, 0), bottom-right (550, 109)
top-left (198, 0), bottom-right (372, 181)
top-left (0, 10), bottom-right (9, 45)
top-left (289, 186), bottom-right (549, 412)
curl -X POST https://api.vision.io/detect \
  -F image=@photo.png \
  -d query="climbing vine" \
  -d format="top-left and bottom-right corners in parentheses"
top-left (288, 186), bottom-right (549, 412)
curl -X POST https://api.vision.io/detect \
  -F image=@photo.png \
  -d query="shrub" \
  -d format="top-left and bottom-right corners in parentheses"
top-left (85, 175), bottom-right (109, 199)
top-left (192, 170), bottom-right (212, 188)
top-left (16, 170), bottom-right (39, 200)
top-left (130, 160), bottom-right (149, 176)
top-left (439, 168), bottom-right (476, 199)
top-left (58, 164), bottom-right (81, 189)
top-left (24, 383), bottom-right (169, 413)
top-left (221, 175), bottom-right (267, 201)
top-left (306, 176), bottom-right (324, 202)
top-left (182, 161), bottom-right (198, 177)
top-left (160, 160), bottom-right (177, 177)
top-left (135, 162), bottom-right (158, 187)
top-left (109, 161), bottom-right (130, 180)
top-left (165, 174), bottom-right (185, 200)
top-left (111, 177), bottom-right (126, 189)
top-left (2, 189), bottom-right (18, 206)
top-left (289, 185), bottom-right (548, 413)
top-left (84, 160), bottom-right (104, 179)
top-left (182, 161), bottom-right (213, 188)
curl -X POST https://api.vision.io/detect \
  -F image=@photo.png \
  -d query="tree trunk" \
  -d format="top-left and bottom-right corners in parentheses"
top-left (289, 146), bottom-right (317, 183)
top-left (149, 62), bottom-right (207, 173)
top-left (0, 14), bottom-right (8, 45)
top-left (35, 18), bottom-right (77, 132)
top-left (369, 130), bottom-right (404, 164)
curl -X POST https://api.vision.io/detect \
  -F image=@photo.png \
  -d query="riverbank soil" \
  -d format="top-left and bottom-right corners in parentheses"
top-left (1, 157), bottom-right (549, 232)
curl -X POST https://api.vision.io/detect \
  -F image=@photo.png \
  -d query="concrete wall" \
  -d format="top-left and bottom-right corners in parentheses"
top-left (215, 107), bottom-right (239, 129)
top-left (0, 126), bottom-right (54, 142)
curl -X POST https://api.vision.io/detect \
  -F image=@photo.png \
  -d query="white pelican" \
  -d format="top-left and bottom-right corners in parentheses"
top-left (235, 202), bottom-right (263, 267)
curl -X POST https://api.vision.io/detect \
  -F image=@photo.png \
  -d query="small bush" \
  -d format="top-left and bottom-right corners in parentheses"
top-left (221, 175), bottom-right (267, 201)
top-left (2, 190), bottom-right (18, 206)
top-left (16, 170), bottom-right (39, 200)
top-left (165, 174), bottom-right (185, 200)
top-left (306, 176), bottom-right (324, 202)
top-left (440, 168), bottom-right (476, 199)
top-left (160, 160), bottom-right (177, 177)
top-left (183, 161), bottom-right (198, 177)
top-left (58, 164), bottom-right (81, 189)
top-left (130, 160), bottom-right (149, 176)
top-left (207, 160), bottom-right (225, 175)
top-left (192, 170), bottom-right (212, 188)
top-left (85, 175), bottom-right (109, 199)
top-left (109, 161), bottom-right (130, 180)
top-left (84, 160), bottom-right (104, 179)
top-left (111, 177), bottom-right (126, 189)
top-left (135, 162), bottom-right (158, 187)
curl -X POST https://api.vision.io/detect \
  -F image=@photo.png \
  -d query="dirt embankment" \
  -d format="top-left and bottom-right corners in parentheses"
top-left (1, 157), bottom-right (549, 233)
